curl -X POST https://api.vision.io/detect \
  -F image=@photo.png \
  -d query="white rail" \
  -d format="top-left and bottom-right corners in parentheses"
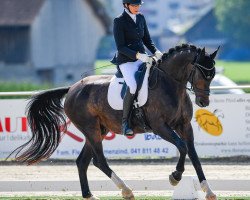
top-left (210, 85), bottom-right (250, 90)
top-left (0, 86), bottom-right (250, 96)
top-left (0, 91), bottom-right (41, 96)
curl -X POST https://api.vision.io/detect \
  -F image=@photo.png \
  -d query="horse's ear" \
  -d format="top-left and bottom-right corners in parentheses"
top-left (210, 46), bottom-right (220, 60)
top-left (201, 47), bottom-right (206, 57)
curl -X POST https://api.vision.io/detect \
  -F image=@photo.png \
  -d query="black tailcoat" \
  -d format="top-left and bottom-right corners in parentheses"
top-left (112, 11), bottom-right (157, 65)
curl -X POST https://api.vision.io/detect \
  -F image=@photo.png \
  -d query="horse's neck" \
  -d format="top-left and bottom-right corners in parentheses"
top-left (161, 50), bottom-right (197, 85)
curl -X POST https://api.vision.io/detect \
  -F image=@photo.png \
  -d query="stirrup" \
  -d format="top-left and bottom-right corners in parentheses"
top-left (123, 129), bottom-right (134, 136)
top-left (122, 122), bottom-right (134, 136)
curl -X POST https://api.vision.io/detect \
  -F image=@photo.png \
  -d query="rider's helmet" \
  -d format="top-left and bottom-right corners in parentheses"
top-left (123, 0), bottom-right (144, 5)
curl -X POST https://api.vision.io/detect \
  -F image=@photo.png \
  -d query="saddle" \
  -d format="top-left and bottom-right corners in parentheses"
top-left (108, 62), bottom-right (151, 110)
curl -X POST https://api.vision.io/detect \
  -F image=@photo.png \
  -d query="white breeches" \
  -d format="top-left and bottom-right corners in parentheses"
top-left (119, 60), bottom-right (143, 94)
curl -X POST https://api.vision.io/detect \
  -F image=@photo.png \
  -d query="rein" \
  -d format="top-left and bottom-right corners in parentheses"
top-left (150, 64), bottom-right (187, 88)
top-left (81, 63), bottom-right (115, 79)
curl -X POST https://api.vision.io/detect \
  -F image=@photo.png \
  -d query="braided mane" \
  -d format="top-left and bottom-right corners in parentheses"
top-left (158, 43), bottom-right (201, 64)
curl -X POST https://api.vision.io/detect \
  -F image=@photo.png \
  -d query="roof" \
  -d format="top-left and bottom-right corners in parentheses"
top-left (162, 28), bottom-right (177, 37)
top-left (183, 8), bottom-right (226, 41)
top-left (85, 0), bottom-right (112, 34)
top-left (0, 0), bottom-right (111, 32)
top-left (0, 0), bottom-right (45, 26)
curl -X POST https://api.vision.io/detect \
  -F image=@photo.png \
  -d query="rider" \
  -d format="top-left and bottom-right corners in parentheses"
top-left (112, 0), bottom-right (163, 136)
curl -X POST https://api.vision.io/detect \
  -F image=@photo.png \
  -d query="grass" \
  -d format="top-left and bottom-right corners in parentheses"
top-left (216, 60), bottom-right (250, 84)
top-left (95, 59), bottom-right (116, 75)
top-left (0, 82), bottom-right (51, 99)
top-left (0, 82), bottom-right (51, 92)
top-left (0, 197), bottom-right (168, 200)
top-left (1, 196), bottom-right (250, 200)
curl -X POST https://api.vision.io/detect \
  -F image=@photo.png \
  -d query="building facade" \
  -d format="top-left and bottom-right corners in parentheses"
top-left (0, 0), bottom-right (110, 85)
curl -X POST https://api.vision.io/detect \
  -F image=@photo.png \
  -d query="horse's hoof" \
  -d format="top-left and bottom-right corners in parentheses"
top-left (169, 174), bottom-right (179, 186)
top-left (84, 195), bottom-right (100, 200)
top-left (122, 187), bottom-right (135, 200)
top-left (206, 193), bottom-right (217, 200)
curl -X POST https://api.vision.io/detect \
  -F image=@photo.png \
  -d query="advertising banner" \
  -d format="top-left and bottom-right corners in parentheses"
top-left (53, 120), bottom-right (177, 159)
top-left (0, 94), bottom-right (250, 159)
top-left (192, 94), bottom-right (250, 157)
top-left (0, 100), bottom-right (31, 159)
top-left (0, 99), bottom-right (176, 159)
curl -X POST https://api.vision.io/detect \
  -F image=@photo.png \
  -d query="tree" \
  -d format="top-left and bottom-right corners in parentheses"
top-left (215, 0), bottom-right (250, 47)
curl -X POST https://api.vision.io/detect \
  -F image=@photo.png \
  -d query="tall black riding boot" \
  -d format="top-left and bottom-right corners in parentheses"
top-left (122, 89), bottom-right (135, 136)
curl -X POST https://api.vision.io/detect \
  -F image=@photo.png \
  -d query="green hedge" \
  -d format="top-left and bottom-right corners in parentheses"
top-left (0, 82), bottom-right (51, 99)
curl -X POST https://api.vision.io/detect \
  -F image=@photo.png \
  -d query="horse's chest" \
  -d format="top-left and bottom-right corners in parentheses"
top-left (171, 97), bottom-right (193, 124)
top-left (180, 104), bottom-right (192, 121)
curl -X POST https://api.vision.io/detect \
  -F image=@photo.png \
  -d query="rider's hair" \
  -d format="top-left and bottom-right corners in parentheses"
top-left (123, 3), bottom-right (132, 13)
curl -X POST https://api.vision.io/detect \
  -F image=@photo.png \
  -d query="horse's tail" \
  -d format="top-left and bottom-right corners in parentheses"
top-left (8, 87), bottom-right (70, 165)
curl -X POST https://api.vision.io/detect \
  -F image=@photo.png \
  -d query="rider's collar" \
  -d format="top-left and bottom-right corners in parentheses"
top-left (125, 8), bottom-right (137, 23)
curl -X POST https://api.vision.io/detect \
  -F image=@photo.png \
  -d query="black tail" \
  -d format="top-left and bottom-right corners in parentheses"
top-left (7, 87), bottom-right (70, 165)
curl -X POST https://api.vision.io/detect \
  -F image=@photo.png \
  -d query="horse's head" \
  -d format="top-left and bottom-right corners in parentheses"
top-left (189, 46), bottom-right (219, 107)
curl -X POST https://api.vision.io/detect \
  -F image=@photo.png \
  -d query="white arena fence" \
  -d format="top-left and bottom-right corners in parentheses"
top-left (0, 86), bottom-right (250, 159)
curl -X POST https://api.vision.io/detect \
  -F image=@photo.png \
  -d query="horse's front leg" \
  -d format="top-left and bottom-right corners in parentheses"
top-left (185, 124), bottom-right (217, 200)
top-left (152, 123), bottom-right (188, 186)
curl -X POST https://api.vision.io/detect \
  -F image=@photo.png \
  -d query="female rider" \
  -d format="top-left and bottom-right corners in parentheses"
top-left (113, 0), bottom-right (163, 136)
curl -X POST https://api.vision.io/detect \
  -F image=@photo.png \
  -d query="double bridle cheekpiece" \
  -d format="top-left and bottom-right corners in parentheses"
top-left (188, 51), bottom-right (215, 96)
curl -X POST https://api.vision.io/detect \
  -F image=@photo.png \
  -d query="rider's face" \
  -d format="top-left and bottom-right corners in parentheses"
top-left (128, 4), bottom-right (141, 14)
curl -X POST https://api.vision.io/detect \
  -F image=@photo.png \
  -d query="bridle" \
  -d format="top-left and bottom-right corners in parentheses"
top-left (150, 50), bottom-right (215, 96)
top-left (188, 52), bottom-right (215, 96)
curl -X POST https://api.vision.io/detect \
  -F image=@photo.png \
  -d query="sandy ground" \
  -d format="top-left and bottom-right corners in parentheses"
top-left (1, 162), bottom-right (250, 197)
top-left (1, 163), bottom-right (250, 181)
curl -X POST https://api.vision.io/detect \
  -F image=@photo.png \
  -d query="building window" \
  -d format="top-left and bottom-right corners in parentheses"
top-left (0, 26), bottom-right (30, 64)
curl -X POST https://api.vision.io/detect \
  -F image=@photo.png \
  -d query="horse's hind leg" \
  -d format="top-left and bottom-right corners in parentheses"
top-left (76, 139), bottom-right (98, 200)
top-left (77, 119), bottom-right (134, 200)
top-left (90, 139), bottom-right (135, 200)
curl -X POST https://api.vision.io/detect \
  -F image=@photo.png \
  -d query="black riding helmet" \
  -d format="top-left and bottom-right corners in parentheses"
top-left (123, 0), bottom-right (143, 13)
top-left (123, 0), bottom-right (144, 5)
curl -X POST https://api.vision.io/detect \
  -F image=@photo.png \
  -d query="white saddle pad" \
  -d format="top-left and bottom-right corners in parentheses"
top-left (107, 63), bottom-right (151, 110)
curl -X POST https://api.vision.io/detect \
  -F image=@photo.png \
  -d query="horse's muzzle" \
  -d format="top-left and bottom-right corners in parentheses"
top-left (195, 96), bottom-right (209, 107)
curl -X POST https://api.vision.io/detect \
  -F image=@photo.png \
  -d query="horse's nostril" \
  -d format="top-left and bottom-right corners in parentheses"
top-left (199, 101), bottom-right (205, 107)
top-left (196, 97), bottom-right (208, 107)
top-left (200, 99), bottom-right (209, 107)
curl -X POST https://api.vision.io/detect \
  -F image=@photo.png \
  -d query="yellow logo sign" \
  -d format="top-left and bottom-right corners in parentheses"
top-left (195, 109), bottom-right (223, 136)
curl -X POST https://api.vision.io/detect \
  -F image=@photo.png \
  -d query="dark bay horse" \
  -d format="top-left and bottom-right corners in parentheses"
top-left (12, 44), bottom-right (219, 200)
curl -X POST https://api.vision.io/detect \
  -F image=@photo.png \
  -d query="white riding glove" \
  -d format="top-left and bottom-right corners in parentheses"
top-left (136, 53), bottom-right (151, 63)
top-left (154, 50), bottom-right (163, 61)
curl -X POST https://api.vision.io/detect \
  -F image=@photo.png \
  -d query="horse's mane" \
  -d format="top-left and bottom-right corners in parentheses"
top-left (158, 43), bottom-right (201, 64)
